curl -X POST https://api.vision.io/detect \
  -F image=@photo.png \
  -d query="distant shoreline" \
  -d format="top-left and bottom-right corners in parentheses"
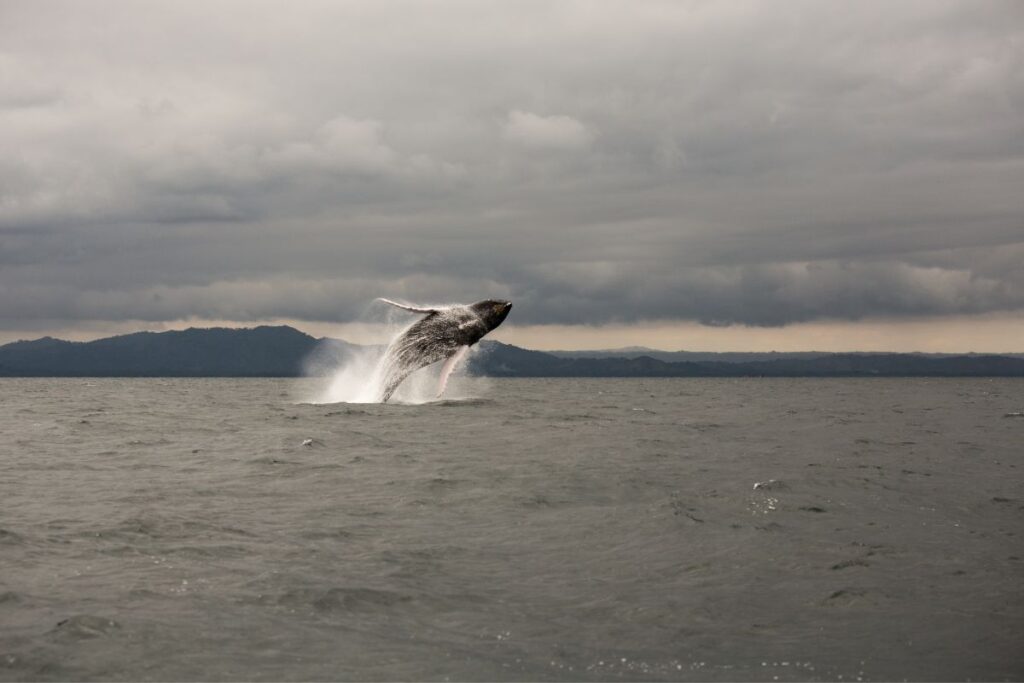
top-left (2, 326), bottom-right (1023, 378)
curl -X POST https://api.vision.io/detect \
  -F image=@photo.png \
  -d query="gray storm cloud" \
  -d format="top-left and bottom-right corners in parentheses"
top-left (1, 0), bottom-right (1022, 332)
top-left (503, 111), bottom-right (594, 150)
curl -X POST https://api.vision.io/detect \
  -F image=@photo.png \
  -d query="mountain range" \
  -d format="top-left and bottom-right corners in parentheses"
top-left (1, 325), bottom-right (1022, 377)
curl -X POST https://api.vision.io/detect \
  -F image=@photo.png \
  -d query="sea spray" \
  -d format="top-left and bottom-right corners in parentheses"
top-left (299, 312), bottom-right (489, 404)
top-left (371, 298), bottom-right (511, 402)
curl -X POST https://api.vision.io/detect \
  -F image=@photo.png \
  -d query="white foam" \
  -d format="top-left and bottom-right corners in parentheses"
top-left (298, 310), bottom-right (488, 405)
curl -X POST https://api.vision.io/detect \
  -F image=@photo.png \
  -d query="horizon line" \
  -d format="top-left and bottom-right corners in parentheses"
top-left (3, 323), bottom-right (1023, 357)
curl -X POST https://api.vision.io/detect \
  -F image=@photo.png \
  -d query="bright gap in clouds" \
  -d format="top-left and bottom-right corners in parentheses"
top-left (3, 314), bottom-right (1022, 354)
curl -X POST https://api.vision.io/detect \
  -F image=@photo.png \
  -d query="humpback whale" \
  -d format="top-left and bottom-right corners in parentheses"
top-left (375, 298), bottom-right (512, 402)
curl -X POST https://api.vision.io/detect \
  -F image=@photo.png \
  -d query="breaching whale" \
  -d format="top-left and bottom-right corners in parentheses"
top-left (374, 298), bottom-right (512, 402)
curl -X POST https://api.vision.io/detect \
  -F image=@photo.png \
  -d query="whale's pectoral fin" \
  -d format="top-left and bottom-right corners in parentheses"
top-left (437, 346), bottom-right (470, 398)
top-left (376, 298), bottom-right (439, 315)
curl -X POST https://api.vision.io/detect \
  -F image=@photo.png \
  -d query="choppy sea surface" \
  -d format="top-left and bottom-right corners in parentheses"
top-left (1, 377), bottom-right (1022, 681)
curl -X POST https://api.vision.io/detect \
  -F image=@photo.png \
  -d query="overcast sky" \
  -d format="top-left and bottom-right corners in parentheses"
top-left (2, 1), bottom-right (1022, 350)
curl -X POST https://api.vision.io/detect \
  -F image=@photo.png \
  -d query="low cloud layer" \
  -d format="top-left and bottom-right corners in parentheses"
top-left (503, 111), bottom-right (593, 150)
top-left (2, 1), bottom-right (1022, 336)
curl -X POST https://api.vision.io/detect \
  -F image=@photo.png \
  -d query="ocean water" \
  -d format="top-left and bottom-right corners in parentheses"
top-left (1, 377), bottom-right (1022, 681)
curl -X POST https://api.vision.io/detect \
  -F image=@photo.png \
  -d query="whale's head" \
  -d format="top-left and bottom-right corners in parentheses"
top-left (470, 299), bottom-right (513, 332)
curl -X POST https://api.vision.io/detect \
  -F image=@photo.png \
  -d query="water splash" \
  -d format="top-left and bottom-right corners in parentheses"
top-left (299, 311), bottom-right (489, 405)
